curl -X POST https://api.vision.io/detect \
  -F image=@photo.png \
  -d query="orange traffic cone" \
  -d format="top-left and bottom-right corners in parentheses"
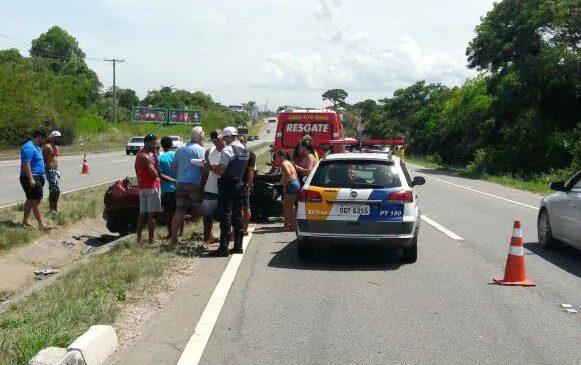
top-left (81, 154), bottom-right (90, 174)
top-left (493, 221), bottom-right (535, 286)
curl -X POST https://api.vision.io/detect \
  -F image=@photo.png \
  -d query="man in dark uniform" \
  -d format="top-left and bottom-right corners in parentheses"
top-left (208, 126), bottom-right (252, 257)
top-left (237, 135), bottom-right (256, 235)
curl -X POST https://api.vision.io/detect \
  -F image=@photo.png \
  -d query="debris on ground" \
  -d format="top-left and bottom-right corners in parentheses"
top-left (34, 269), bottom-right (60, 280)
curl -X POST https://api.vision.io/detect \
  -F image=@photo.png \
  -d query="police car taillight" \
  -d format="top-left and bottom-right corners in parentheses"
top-left (299, 190), bottom-right (322, 203)
top-left (387, 190), bottom-right (413, 203)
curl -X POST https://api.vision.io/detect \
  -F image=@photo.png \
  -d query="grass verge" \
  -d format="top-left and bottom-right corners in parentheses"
top-left (405, 155), bottom-right (552, 195)
top-left (249, 142), bottom-right (270, 153)
top-left (0, 184), bottom-right (110, 253)
top-left (256, 151), bottom-right (271, 168)
top-left (0, 239), bottom-right (177, 365)
top-left (249, 122), bottom-right (262, 136)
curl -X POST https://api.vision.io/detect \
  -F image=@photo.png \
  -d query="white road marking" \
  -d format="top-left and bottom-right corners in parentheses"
top-left (112, 159), bottom-right (128, 163)
top-left (0, 179), bottom-right (119, 209)
top-left (421, 215), bottom-right (464, 240)
top-left (413, 173), bottom-right (538, 210)
top-left (176, 225), bottom-right (256, 365)
top-left (0, 152), bottom-right (125, 167)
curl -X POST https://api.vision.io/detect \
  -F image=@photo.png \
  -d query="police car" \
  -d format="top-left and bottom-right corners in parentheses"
top-left (296, 140), bottom-right (425, 263)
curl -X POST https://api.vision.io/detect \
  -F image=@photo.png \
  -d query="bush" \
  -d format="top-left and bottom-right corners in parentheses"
top-left (75, 114), bottom-right (112, 134)
top-left (461, 149), bottom-right (488, 177)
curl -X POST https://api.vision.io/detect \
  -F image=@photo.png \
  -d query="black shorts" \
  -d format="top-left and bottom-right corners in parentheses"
top-left (161, 192), bottom-right (177, 214)
top-left (20, 175), bottom-right (44, 200)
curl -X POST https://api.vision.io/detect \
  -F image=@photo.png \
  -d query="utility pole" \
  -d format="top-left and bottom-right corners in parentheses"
top-left (104, 58), bottom-right (125, 123)
top-left (265, 100), bottom-right (269, 114)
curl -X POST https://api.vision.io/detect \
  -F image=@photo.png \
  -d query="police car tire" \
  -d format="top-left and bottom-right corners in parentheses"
top-left (403, 237), bottom-right (418, 263)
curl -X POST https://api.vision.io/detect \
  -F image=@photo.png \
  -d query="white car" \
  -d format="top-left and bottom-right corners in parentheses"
top-left (126, 136), bottom-right (144, 155)
top-left (296, 151), bottom-right (425, 262)
top-left (537, 170), bottom-right (581, 250)
top-left (169, 135), bottom-right (184, 150)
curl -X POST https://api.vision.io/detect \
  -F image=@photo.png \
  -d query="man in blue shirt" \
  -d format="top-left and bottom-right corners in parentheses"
top-left (158, 136), bottom-right (183, 239)
top-left (20, 130), bottom-right (50, 230)
top-left (169, 126), bottom-right (206, 244)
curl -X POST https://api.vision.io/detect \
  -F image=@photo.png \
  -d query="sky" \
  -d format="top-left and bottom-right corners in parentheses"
top-left (1, 0), bottom-right (496, 109)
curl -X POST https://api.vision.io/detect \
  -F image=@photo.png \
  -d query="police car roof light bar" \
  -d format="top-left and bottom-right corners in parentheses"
top-left (320, 139), bottom-right (405, 146)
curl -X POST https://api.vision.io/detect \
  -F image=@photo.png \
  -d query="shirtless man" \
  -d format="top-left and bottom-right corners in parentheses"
top-left (275, 150), bottom-right (300, 231)
top-left (43, 131), bottom-right (62, 213)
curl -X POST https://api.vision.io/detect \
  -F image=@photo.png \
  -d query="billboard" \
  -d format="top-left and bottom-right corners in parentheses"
top-left (132, 107), bottom-right (167, 122)
top-left (169, 109), bottom-right (202, 124)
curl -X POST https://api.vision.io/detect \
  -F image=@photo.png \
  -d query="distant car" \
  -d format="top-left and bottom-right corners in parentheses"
top-left (169, 135), bottom-right (184, 150)
top-left (254, 135), bottom-right (260, 140)
top-left (247, 135), bottom-right (255, 141)
top-left (537, 170), bottom-right (581, 250)
top-left (266, 129), bottom-right (271, 133)
top-left (126, 136), bottom-right (144, 155)
top-left (296, 151), bottom-right (425, 262)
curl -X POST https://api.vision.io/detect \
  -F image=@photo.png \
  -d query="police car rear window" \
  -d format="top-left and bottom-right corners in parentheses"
top-left (310, 160), bottom-right (401, 189)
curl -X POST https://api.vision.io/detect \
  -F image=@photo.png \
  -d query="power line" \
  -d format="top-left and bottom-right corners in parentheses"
top-left (104, 58), bottom-right (125, 123)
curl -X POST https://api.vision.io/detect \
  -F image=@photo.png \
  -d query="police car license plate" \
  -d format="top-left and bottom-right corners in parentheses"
top-left (336, 204), bottom-right (370, 216)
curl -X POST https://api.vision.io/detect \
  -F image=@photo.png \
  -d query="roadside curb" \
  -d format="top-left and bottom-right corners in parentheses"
top-left (29, 325), bottom-right (118, 365)
top-left (0, 233), bottom-right (134, 315)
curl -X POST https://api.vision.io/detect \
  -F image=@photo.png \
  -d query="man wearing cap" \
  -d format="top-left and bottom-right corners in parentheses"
top-left (208, 126), bottom-right (253, 256)
top-left (199, 130), bottom-right (224, 246)
top-left (302, 135), bottom-right (319, 161)
top-left (20, 129), bottom-right (50, 230)
top-left (42, 131), bottom-right (62, 213)
top-left (169, 126), bottom-right (206, 244)
top-left (135, 134), bottom-right (162, 245)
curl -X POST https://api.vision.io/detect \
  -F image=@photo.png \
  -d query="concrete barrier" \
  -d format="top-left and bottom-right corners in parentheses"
top-left (28, 325), bottom-right (118, 365)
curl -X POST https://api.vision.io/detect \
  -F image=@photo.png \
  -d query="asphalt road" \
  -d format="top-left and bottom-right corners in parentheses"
top-left (0, 121), bottom-right (275, 207)
top-left (108, 162), bottom-right (581, 365)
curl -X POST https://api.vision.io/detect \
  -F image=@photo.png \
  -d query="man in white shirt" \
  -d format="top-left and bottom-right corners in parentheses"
top-left (200, 130), bottom-right (225, 246)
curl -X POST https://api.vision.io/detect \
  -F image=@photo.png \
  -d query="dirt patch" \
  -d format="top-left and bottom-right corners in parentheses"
top-left (0, 218), bottom-right (119, 298)
top-left (113, 254), bottom-right (201, 346)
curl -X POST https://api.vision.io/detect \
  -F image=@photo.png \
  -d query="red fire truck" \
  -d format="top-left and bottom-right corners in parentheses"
top-left (271, 109), bottom-right (344, 163)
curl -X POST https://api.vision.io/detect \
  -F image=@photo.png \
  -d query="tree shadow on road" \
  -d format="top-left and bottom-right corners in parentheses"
top-left (524, 241), bottom-right (581, 278)
top-left (268, 240), bottom-right (403, 272)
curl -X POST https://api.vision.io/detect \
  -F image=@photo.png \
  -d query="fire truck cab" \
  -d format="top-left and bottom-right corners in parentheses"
top-left (272, 109), bottom-right (344, 163)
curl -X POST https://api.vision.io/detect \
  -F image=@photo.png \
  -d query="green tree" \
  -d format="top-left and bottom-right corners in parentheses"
top-left (0, 48), bottom-right (26, 68)
top-left (322, 89), bottom-right (348, 110)
top-left (244, 101), bottom-right (257, 122)
top-left (351, 99), bottom-right (379, 121)
top-left (105, 88), bottom-right (139, 110)
top-left (30, 26), bottom-right (86, 71)
top-left (466, 0), bottom-right (581, 173)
